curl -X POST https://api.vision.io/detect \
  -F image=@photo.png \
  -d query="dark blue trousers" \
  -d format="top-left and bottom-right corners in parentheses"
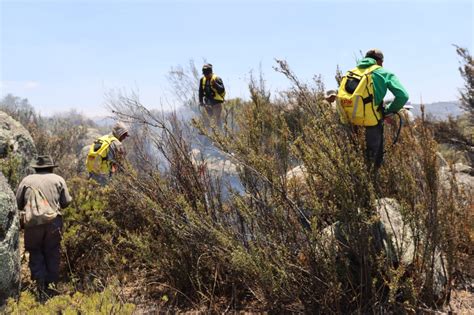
top-left (24, 216), bottom-right (63, 284)
top-left (365, 121), bottom-right (384, 169)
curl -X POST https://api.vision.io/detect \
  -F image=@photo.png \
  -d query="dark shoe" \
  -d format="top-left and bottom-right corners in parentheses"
top-left (36, 280), bottom-right (48, 303)
top-left (45, 282), bottom-right (59, 298)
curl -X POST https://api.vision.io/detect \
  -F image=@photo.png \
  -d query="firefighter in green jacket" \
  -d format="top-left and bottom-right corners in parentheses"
top-left (199, 63), bottom-right (226, 129)
top-left (356, 49), bottom-right (409, 170)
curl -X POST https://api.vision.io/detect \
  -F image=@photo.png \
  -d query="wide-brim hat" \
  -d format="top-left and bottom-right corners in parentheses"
top-left (326, 90), bottom-right (337, 98)
top-left (112, 121), bottom-right (129, 139)
top-left (30, 155), bottom-right (58, 169)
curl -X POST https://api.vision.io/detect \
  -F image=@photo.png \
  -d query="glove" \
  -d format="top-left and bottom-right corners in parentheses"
top-left (384, 114), bottom-right (396, 126)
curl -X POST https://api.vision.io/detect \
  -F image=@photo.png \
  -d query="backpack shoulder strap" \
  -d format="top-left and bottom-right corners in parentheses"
top-left (364, 64), bottom-right (381, 75)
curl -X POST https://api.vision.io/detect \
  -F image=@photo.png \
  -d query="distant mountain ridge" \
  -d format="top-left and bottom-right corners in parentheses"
top-left (90, 101), bottom-right (465, 126)
top-left (410, 101), bottom-right (464, 120)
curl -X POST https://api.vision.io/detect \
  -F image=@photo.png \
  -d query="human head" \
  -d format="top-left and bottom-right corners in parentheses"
top-left (325, 90), bottom-right (337, 103)
top-left (365, 49), bottom-right (384, 66)
top-left (31, 155), bottom-right (57, 173)
top-left (202, 63), bottom-right (213, 79)
top-left (112, 121), bottom-right (129, 141)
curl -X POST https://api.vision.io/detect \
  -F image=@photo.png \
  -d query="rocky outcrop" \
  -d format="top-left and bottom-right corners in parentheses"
top-left (190, 147), bottom-right (243, 197)
top-left (286, 165), bottom-right (311, 198)
top-left (0, 111), bottom-right (36, 182)
top-left (440, 163), bottom-right (474, 192)
top-left (0, 172), bottom-right (20, 305)
top-left (321, 198), bottom-right (448, 304)
top-left (377, 198), bottom-right (448, 301)
top-left (376, 198), bottom-right (415, 266)
top-left (286, 165), bottom-right (307, 185)
top-left (78, 127), bottom-right (103, 174)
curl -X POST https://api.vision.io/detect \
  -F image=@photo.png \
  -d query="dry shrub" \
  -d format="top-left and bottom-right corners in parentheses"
top-left (55, 63), bottom-right (471, 313)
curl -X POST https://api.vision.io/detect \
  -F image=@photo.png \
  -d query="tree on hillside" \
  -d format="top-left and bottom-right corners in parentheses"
top-left (0, 93), bottom-right (37, 126)
top-left (454, 45), bottom-right (473, 122)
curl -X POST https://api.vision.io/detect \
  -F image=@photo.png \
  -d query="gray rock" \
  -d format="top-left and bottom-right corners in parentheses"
top-left (319, 198), bottom-right (448, 303)
top-left (78, 145), bottom-right (91, 174)
top-left (376, 198), bottom-right (415, 265)
top-left (190, 147), bottom-right (244, 197)
top-left (0, 111), bottom-right (36, 183)
top-left (78, 127), bottom-right (103, 174)
top-left (0, 172), bottom-right (20, 305)
top-left (81, 127), bottom-right (102, 149)
top-left (377, 198), bottom-right (448, 302)
top-left (440, 163), bottom-right (474, 193)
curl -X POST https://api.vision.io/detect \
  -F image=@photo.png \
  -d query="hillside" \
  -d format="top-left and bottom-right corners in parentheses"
top-left (411, 101), bottom-right (465, 119)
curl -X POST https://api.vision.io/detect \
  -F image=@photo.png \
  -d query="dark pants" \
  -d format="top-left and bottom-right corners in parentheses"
top-left (365, 121), bottom-right (384, 170)
top-left (24, 216), bottom-right (63, 284)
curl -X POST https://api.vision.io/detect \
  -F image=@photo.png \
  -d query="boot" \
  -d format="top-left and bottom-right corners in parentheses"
top-left (45, 282), bottom-right (59, 298)
top-left (36, 279), bottom-right (48, 303)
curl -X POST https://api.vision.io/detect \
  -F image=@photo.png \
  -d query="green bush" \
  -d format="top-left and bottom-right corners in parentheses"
top-left (5, 287), bottom-right (135, 314)
top-left (0, 147), bottom-right (22, 189)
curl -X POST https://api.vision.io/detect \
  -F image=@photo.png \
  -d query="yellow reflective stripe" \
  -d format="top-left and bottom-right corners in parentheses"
top-left (202, 74), bottom-right (225, 102)
top-left (337, 64), bottom-right (382, 126)
top-left (352, 96), bottom-right (360, 120)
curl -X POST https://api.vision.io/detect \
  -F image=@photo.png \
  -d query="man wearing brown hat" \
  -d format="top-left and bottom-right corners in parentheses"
top-left (16, 155), bottom-right (72, 299)
top-left (325, 90), bottom-right (337, 106)
top-left (325, 89), bottom-right (349, 124)
top-left (198, 63), bottom-right (226, 129)
top-left (350, 49), bottom-right (409, 170)
top-left (87, 121), bottom-right (129, 185)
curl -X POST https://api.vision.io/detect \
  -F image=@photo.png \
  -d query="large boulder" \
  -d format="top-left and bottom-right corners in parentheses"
top-left (376, 198), bottom-right (415, 266)
top-left (320, 198), bottom-right (448, 304)
top-left (78, 127), bottom-right (103, 174)
top-left (0, 111), bottom-right (36, 183)
top-left (0, 172), bottom-right (20, 305)
top-left (190, 147), bottom-right (244, 197)
top-left (440, 163), bottom-right (474, 192)
top-left (377, 198), bottom-right (448, 301)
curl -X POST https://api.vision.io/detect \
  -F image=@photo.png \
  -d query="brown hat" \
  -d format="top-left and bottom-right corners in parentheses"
top-left (112, 121), bottom-right (129, 139)
top-left (30, 155), bottom-right (58, 169)
top-left (365, 49), bottom-right (384, 62)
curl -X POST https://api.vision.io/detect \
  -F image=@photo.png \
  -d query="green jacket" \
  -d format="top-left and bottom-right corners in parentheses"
top-left (357, 57), bottom-right (409, 114)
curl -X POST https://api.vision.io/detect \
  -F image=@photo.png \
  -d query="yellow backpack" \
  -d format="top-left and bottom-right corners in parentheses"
top-left (202, 74), bottom-right (226, 102)
top-left (86, 135), bottom-right (118, 174)
top-left (336, 64), bottom-right (382, 126)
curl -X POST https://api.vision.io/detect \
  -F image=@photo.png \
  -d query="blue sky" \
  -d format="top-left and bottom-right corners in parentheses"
top-left (0, 0), bottom-right (472, 116)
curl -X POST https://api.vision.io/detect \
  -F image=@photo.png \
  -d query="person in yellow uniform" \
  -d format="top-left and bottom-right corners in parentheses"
top-left (86, 121), bottom-right (129, 185)
top-left (198, 63), bottom-right (226, 129)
